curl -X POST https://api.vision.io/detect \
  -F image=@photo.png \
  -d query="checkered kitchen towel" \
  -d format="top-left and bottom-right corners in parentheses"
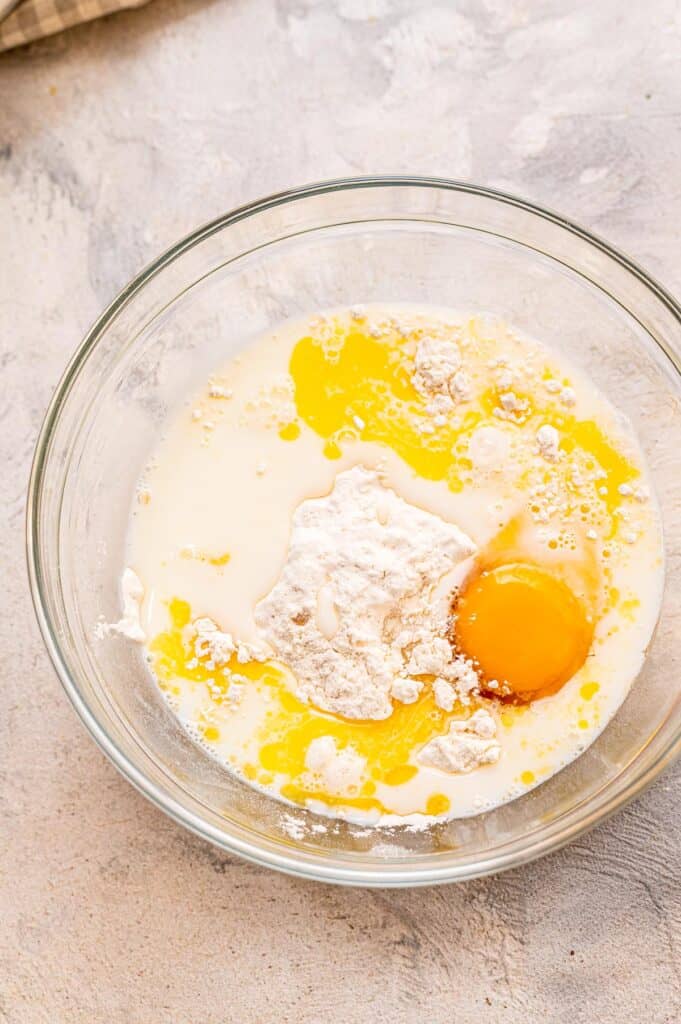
top-left (0, 0), bottom-right (150, 52)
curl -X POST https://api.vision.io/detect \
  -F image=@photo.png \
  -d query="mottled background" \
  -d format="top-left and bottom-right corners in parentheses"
top-left (1, 2), bottom-right (680, 1021)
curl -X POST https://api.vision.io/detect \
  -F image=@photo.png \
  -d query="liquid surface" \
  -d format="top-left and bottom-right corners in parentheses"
top-left (124, 306), bottom-right (664, 825)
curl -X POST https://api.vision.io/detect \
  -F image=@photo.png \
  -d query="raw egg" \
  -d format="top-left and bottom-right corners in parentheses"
top-left (454, 562), bottom-right (593, 702)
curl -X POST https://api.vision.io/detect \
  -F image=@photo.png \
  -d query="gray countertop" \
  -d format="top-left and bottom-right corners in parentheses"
top-left (1, 2), bottom-right (680, 1021)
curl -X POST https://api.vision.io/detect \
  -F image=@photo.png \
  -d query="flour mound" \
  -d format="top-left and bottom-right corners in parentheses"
top-left (254, 466), bottom-right (476, 720)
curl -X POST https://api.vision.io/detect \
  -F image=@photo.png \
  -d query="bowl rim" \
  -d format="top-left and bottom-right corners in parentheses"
top-left (26, 174), bottom-right (681, 886)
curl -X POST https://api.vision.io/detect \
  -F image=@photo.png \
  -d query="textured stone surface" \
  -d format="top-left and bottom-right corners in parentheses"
top-left (1, 2), bottom-right (681, 1021)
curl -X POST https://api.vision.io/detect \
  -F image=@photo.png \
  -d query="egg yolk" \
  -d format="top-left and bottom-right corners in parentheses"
top-left (454, 563), bottom-right (593, 702)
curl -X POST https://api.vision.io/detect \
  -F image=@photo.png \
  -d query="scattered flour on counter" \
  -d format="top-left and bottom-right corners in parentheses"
top-left (96, 568), bottom-right (146, 643)
top-left (255, 466), bottom-right (476, 720)
top-left (417, 709), bottom-right (501, 774)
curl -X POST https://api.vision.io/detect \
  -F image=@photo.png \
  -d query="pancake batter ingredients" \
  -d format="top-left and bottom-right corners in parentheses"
top-left (254, 465), bottom-right (475, 720)
top-left (103, 305), bottom-right (663, 826)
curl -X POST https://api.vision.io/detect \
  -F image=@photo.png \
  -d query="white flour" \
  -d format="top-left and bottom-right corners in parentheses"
top-left (255, 466), bottom-right (476, 720)
top-left (418, 709), bottom-right (500, 773)
top-left (183, 618), bottom-right (265, 707)
top-left (96, 568), bottom-right (146, 642)
top-left (536, 424), bottom-right (561, 462)
top-left (191, 617), bottom-right (268, 666)
top-left (411, 336), bottom-right (471, 412)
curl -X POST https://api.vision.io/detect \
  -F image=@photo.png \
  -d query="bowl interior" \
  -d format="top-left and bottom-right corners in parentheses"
top-left (30, 180), bottom-right (681, 884)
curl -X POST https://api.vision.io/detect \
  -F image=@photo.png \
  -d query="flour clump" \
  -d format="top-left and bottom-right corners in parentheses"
top-left (96, 568), bottom-right (146, 642)
top-left (412, 336), bottom-right (471, 410)
top-left (536, 424), bottom-right (561, 462)
top-left (191, 617), bottom-right (268, 666)
top-left (417, 709), bottom-right (501, 774)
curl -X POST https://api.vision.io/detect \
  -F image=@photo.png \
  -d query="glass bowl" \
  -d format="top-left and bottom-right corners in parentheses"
top-left (27, 177), bottom-right (681, 886)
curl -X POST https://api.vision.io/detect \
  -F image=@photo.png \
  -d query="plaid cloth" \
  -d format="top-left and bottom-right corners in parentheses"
top-left (0, 0), bottom-right (150, 52)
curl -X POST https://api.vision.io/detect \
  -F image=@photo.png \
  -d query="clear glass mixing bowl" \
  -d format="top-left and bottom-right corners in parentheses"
top-left (27, 177), bottom-right (681, 886)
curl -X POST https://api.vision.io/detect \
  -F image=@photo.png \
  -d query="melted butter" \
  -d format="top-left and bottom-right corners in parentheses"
top-left (289, 321), bottom-right (640, 536)
top-left (478, 383), bottom-right (639, 519)
top-left (278, 421), bottom-right (301, 441)
top-left (289, 326), bottom-right (481, 489)
top-left (259, 683), bottom-right (461, 814)
top-left (150, 598), bottom-right (466, 816)
top-left (426, 794), bottom-right (451, 816)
